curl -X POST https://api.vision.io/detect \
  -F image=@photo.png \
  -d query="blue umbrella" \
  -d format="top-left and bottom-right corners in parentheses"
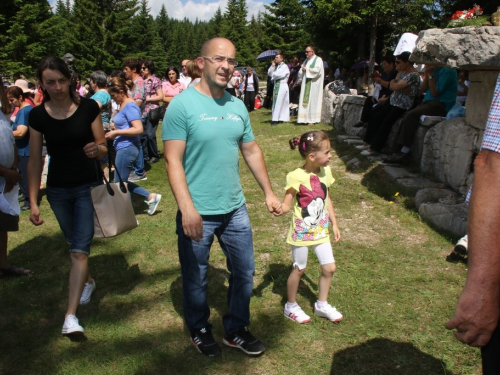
top-left (257, 50), bottom-right (279, 62)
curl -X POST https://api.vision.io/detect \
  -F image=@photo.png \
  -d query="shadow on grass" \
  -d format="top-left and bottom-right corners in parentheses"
top-left (253, 263), bottom-right (318, 308)
top-left (330, 338), bottom-right (450, 375)
top-left (0, 233), bottom-right (175, 374)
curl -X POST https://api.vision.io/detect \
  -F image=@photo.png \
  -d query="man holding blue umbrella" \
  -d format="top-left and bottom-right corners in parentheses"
top-left (297, 45), bottom-right (324, 126)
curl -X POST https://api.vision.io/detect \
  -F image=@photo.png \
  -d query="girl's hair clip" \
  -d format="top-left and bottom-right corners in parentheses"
top-left (307, 136), bottom-right (313, 141)
top-left (302, 142), bottom-right (306, 150)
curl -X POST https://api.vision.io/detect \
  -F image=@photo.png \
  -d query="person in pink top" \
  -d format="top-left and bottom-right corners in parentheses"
top-left (162, 66), bottom-right (185, 107)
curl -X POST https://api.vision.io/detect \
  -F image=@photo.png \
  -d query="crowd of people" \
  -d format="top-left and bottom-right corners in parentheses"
top-left (0, 40), bottom-right (344, 358)
top-left (1, 36), bottom-right (497, 373)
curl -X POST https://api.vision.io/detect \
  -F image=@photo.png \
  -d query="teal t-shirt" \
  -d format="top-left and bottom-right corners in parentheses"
top-left (423, 67), bottom-right (458, 112)
top-left (162, 87), bottom-right (255, 215)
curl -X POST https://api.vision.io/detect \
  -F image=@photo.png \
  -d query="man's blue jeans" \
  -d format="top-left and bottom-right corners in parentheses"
top-left (176, 204), bottom-right (255, 335)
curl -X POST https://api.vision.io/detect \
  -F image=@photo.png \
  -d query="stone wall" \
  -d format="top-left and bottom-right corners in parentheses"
top-left (322, 26), bottom-right (500, 238)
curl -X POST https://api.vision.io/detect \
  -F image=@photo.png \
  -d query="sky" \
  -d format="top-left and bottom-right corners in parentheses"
top-left (49, 0), bottom-right (272, 22)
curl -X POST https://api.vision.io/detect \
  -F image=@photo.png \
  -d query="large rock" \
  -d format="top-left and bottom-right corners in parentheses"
top-left (466, 70), bottom-right (498, 130)
top-left (414, 188), bottom-right (461, 210)
top-left (322, 88), bottom-right (340, 125)
top-left (333, 95), bottom-right (366, 136)
top-left (410, 27), bottom-right (500, 70)
top-left (418, 202), bottom-right (468, 237)
top-left (410, 120), bottom-right (441, 161)
top-left (420, 117), bottom-right (479, 195)
top-left (395, 177), bottom-right (446, 194)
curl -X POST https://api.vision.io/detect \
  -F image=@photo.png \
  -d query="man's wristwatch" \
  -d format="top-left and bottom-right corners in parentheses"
top-left (428, 76), bottom-right (434, 80)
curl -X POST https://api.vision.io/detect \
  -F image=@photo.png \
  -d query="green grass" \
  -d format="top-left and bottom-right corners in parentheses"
top-left (0, 108), bottom-right (480, 375)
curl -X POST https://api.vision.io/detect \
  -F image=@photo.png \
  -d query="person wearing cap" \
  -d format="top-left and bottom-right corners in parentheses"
top-left (13, 79), bottom-right (35, 107)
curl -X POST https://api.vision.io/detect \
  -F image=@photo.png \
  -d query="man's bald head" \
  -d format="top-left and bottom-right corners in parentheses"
top-left (200, 38), bottom-right (235, 57)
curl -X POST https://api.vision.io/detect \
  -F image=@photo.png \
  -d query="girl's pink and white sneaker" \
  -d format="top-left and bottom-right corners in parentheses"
top-left (314, 302), bottom-right (343, 322)
top-left (284, 304), bottom-right (311, 324)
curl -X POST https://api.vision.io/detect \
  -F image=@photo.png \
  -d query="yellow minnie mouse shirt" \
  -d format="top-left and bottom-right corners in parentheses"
top-left (285, 166), bottom-right (334, 246)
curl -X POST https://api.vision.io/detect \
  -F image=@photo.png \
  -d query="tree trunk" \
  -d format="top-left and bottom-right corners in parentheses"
top-left (369, 14), bottom-right (377, 76)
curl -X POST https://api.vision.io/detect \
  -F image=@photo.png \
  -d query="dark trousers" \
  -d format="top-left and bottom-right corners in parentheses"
top-left (141, 116), bottom-right (160, 160)
top-left (290, 84), bottom-right (300, 105)
top-left (395, 100), bottom-right (446, 148)
top-left (244, 90), bottom-right (256, 112)
top-left (482, 319), bottom-right (500, 374)
top-left (18, 155), bottom-right (30, 208)
top-left (363, 103), bottom-right (407, 153)
top-left (360, 96), bottom-right (376, 123)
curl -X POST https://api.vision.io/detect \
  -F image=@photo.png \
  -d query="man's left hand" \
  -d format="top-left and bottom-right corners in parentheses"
top-left (265, 194), bottom-right (282, 216)
top-left (445, 285), bottom-right (500, 347)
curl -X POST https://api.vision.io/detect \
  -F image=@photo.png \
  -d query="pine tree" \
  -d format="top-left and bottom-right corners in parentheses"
top-left (221, 0), bottom-right (254, 65)
top-left (260, 0), bottom-right (309, 56)
top-left (207, 7), bottom-right (223, 39)
top-left (1, 1), bottom-right (54, 77)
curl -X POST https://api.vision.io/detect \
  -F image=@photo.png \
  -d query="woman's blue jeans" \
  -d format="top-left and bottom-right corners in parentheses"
top-left (176, 204), bottom-right (255, 335)
top-left (46, 182), bottom-right (100, 254)
top-left (114, 145), bottom-right (150, 200)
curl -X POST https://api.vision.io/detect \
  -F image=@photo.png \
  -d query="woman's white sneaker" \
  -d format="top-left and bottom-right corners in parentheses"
top-left (284, 304), bottom-right (311, 323)
top-left (79, 280), bottom-right (96, 305)
top-left (314, 302), bottom-right (343, 322)
top-left (62, 314), bottom-right (84, 335)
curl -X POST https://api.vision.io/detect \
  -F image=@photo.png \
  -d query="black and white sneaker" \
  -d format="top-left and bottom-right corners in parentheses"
top-left (190, 328), bottom-right (221, 357)
top-left (222, 327), bottom-right (266, 356)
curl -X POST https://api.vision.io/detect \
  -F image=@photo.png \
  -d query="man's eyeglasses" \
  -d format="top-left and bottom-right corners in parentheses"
top-left (181, 65), bottom-right (187, 68)
top-left (141, 66), bottom-right (147, 70)
top-left (202, 55), bottom-right (238, 67)
top-left (305, 50), bottom-right (313, 53)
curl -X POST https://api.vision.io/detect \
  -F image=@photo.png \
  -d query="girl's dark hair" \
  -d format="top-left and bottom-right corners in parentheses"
top-left (6, 86), bottom-right (25, 101)
top-left (166, 66), bottom-right (180, 80)
top-left (36, 56), bottom-right (79, 105)
top-left (290, 130), bottom-right (330, 158)
top-left (106, 77), bottom-right (133, 96)
top-left (0, 76), bottom-right (10, 115)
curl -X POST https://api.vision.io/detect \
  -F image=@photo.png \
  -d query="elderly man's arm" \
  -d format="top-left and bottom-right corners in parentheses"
top-left (445, 149), bottom-right (500, 347)
top-left (240, 140), bottom-right (281, 215)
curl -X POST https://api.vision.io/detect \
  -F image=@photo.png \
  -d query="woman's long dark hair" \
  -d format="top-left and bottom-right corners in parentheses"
top-left (36, 56), bottom-right (80, 105)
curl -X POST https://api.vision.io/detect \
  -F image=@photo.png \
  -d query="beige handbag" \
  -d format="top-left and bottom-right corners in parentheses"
top-left (91, 160), bottom-right (138, 238)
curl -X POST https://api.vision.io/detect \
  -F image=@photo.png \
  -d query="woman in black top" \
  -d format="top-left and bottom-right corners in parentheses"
top-left (28, 56), bottom-right (107, 336)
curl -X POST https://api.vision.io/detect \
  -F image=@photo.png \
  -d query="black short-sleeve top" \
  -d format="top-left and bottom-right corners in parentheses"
top-left (29, 97), bottom-right (101, 188)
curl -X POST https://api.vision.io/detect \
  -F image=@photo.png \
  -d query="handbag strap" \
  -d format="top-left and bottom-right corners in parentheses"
top-left (94, 151), bottom-right (128, 195)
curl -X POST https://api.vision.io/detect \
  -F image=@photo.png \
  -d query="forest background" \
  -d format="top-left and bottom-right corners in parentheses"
top-left (1, 0), bottom-right (498, 80)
